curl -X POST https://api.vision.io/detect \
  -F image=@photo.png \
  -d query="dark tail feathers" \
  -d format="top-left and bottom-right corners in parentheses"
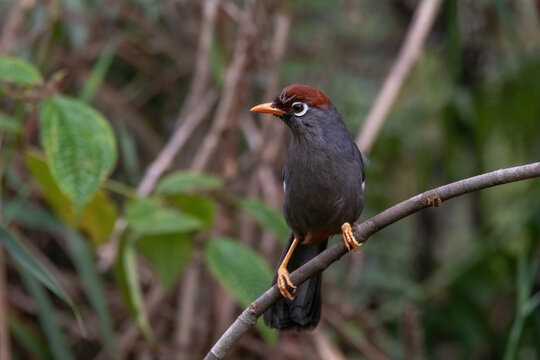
top-left (264, 233), bottom-right (328, 331)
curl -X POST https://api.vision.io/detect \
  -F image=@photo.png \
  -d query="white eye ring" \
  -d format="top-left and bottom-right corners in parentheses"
top-left (292, 102), bottom-right (308, 117)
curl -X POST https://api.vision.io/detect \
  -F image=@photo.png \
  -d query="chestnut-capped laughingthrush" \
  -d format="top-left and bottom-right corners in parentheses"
top-left (251, 84), bottom-right (366, 331)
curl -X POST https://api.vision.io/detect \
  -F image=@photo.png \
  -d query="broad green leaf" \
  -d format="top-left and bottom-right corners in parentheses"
top-left (115, 235), bottom-right (153, 341)
top-left (168, 194), bottom-right (215, 228)
top-left (137, 233), bottom-right (194, 290)
top-left (39, 96), bottom-right (117, 211)
top-left (0, 56), bottom-right (43, 85)
top-left (19, 268), bottom-right (74, 360)
top-left (65, 230), bottom-right (117, 358)
top-left (0, 226), bottom-right (78, 315)
top-left (154, 171), bottom-right (222, 195)
top-left (237, 198), bottom-right (290, 243)
top-left (206, 237), bottom-right (272, 306)
top-left (205, 237), bottom-right (275, 343)
top-left (0, 111), bottom-right (22, 134)
top-left (125, 197), bottom-right (203, 236)
top-left (24, 151), bottom-right (117, 245)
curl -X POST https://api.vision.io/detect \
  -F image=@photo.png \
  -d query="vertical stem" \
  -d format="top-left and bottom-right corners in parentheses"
top-left (0, 248), bottom-right (10, 360)
top-left (355, 0), bottom-right (444, 153)
top-left (0, 133), bottom-right (11, 360)
top-left (503, 311), bottom-right (525, 360)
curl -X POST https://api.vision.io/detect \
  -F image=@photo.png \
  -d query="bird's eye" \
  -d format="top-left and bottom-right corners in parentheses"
top-left (292, 102), bottom-right (308, 116)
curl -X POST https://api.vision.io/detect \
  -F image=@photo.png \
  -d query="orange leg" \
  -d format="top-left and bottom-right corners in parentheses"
top-left (277, 238), bottom-right (299, 300)
top-left (341, 222), bottom-right (361, 253)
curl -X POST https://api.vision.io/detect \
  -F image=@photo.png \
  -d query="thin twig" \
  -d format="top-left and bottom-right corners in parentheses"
top-left (400, 303), bottom-right (424, 360)
top-left (204, 162), bottom-right (540, 359)
top-left (137, 90), bottom-right (218, 196)
top-left (355, 0), bottom-right (444, 153)
top-left (0, 132), bottom-right (9, 360)
top-left (181, 0), bottom-right (221, 113)
top-left (174, 252), bottom-right (202, 360)
top-left (324, 306), bottom-right (390, 360)
top-left (0, 248), bottom-right (9, 360)
top-left (191, 0), bottom-right (257, 171)
top-left (310, 326), bottom-right (346, 360)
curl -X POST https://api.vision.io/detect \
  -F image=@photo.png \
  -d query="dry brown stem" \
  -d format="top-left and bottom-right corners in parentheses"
top-left (355, 0), bottom-right (444, 153)
top-left (192, 0), bottom-right (258, 172)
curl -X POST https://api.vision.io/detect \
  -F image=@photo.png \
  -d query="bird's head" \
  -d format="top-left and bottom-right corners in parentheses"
top-left (250, 84), bottom-right (335, 134)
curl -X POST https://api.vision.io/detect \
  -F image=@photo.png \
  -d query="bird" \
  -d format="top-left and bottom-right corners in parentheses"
top-left (250, 84), bottom-right (366, 331)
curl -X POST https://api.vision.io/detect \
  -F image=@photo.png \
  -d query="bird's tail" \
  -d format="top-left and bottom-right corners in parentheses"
top-left (264, 233), bottom-right (328, 331)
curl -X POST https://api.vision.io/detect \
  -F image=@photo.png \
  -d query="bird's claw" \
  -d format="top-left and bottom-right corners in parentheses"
top-left (277, 267), bottom-right (296, 300)
top-left (342, 222), bottom-right (361, 253)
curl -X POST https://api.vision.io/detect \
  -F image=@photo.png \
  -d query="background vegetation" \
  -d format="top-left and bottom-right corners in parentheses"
top-left (1, 0), bottom-right (540, 359)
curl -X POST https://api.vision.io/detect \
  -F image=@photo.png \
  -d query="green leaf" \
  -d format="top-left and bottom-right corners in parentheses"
top-left (209, 36), bottom-right (226, 87)
top-left (523, 292), bottom-right (540, 316)
top-left (116, 235), bottom-right (153, 342)
top-left (24, 151), bottom-right (118, 245)
top-left (64, 230), bottom-right (118, 358)
top-left (125, 197), bottom-right (203, 236)
top-left (39, 96), bottom-right (117, 211)
top-left (237, 198), bottom-right (290, 243)
top-left (0, 111), bottom-right (22, 134)
top-left (0, 226), bottom-right (79, 315)
top-left (79, 42), bottom-right (117, 103)
top-left (0, 56), bottom-right (43, 85)
top-left (137, 233), bottom-right (194, 290)
top-left (154, 171), bottom-right (222, 195)
top-left (205, 237), bottom-right (276, 343)
top-left (19, 269), bottom-right (74, 360)
top-left (9, 315), bottom-right (53, 360)
top-left (168, 194), bottom-right (215, 228)
top-left (206, 237), bottom-right (272, 307)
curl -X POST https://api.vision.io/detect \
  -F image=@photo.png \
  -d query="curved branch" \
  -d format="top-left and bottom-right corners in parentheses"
top-left (204, 162), bottom-right (540, 360)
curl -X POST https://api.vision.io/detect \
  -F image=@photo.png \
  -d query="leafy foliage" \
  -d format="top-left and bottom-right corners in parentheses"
top-left (137, 233), bottom-right (194, 290)
top-left (125, 197), bottom-right (203, 236)
top-left (0, 111), bottom-right (22, 134)
top-left (0, 56), bottom-right (43, 85)
top-left (237, 198), bottom-right (290, 242)
top-left (115, 235), bottom-right (153, 342)
top-left (154, 171), bottom-right (222, 195)
top-left (1, 2), bottom-right (540, 359)
top-left (64, 230), bottom-right (117, 358)
top-left (205, 237), bottom-right (276, 343)
top-left (39, 96), bottom-right (117, 211)
top-left (24, 151), bottom-right (117, 245)
top-left (0, 226), bottom-right (80, 324)
top-left (19, 269), bottom-right (74, 360)
top-left (206, 237), bottom-right (273, 307)
top-left (167, 193), bottom-right (216, 228)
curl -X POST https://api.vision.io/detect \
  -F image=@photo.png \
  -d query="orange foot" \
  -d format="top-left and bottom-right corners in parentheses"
top-left (342, 222), bottom-right (361, 253)
top-left (277, 267), bottom-right (296, 300)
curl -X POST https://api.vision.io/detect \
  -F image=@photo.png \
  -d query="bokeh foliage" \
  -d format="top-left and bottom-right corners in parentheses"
top-left (1, 0), bottom-right (540, 359)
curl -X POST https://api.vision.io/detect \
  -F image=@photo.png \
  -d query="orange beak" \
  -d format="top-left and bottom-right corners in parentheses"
top-left (250, 102), bottom-right (283, 116)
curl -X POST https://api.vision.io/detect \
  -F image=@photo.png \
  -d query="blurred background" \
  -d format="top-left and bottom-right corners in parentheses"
top-left (1, 0), bottom-right (540, 359)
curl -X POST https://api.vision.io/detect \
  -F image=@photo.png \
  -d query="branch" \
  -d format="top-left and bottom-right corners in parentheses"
top-left (204, 162), bottom-right (540, 360)
top-left (355, 0), bottom-right (443, 153)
